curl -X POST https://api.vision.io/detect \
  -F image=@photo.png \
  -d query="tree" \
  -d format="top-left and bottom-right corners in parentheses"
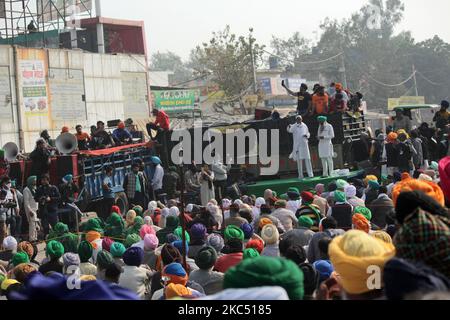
top-left (150, 51), bottom-right (193, 86)
top-left (190, 26), bottom-right (265, 114)
top-left (270, 32), bottom-right (311, 70)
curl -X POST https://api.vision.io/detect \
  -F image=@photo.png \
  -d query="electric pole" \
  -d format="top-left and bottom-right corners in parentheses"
top-left (412, 64), bottom-right (419, 96)
top-left (249, 32), bottom-right (258, 94)
top-left (96, 0), bottom-right (105, 54)
top-left (340, 47), bottom-right (348, 89)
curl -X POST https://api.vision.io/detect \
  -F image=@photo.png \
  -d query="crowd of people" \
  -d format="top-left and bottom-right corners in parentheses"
top-left (1, 86), bottom-right (450, 300)
top-left (1, 155), bottom-right (450, 300)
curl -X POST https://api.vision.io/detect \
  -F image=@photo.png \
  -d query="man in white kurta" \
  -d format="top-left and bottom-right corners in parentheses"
top-left (288, 116), bottom-right (314, 179)
top-left (317, 116), bottom-right (335, 177)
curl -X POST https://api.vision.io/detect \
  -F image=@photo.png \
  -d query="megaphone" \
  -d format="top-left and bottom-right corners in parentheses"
top-left (56, 133), bottom-right (78, 155)
top-left (2, 142), bottom-right (19, 161)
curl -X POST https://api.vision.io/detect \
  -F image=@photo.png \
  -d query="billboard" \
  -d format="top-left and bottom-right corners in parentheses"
top-left (388, 96), bottom-right (425, 111)
top-left (19, 59), bottom-right (49, 117)
top-left (38, 0), bottom-right (92, 23)
top-left (152, 89), bottom-right (200, 114)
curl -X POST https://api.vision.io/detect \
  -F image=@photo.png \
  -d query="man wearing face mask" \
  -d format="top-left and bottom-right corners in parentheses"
top-left (0, 176), bottom-right (22, 240)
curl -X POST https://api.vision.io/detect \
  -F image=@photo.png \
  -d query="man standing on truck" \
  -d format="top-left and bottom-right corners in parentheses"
top-left (29, 139), bottom-right (51, 182)
top-left (312, 86), bottom-right (329, 115)
top-left (288, 116), bottom-right (314, 180)
top-left (281, 81), bottom-right (312, 117)
top-left (317, 116), bottom-right (335, 177)
top-left (123, 162), bottom-right (146, 209)
top-left (147, 109), bottom-right (170, 142)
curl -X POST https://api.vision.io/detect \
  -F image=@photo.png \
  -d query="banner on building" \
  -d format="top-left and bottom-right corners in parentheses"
top-left (388, 96), bottom-right (425, 111)
top-left (152, 89), bottom-right (200, 114)
top-left (38, 0), bottom-right (92, 23)
top-left (19, 59), bottom-right (49, 116)
top-left (49, 68), bottom-right (87, 121)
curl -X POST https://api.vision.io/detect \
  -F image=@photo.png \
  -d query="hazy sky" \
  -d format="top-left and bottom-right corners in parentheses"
top-left (101, 0), bottom-right (450, 60)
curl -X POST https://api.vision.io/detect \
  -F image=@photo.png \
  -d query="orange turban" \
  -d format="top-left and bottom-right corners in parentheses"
top-left (86, 231), bottom-right (101, 244)
top-left (401, 173), bottom-right (412, 181)
top-left (352, 214), bottom-right (370, 234)
top-left (387, 132), bottom-right (398, 142)
top-left (118, 122), bottom-right (125, 129)
top-left (165, 283), bottom-right (192, 299)
top-left (392, 178), bottom-right (445, 207)
top-left (18, 241), bottom-right (34, 259)
top-left (259, 218), bottom-right (273, 229)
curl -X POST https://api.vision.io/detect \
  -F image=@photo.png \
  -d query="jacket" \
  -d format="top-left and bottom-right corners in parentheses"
top-left (123, 173), bottom-right (145, 199)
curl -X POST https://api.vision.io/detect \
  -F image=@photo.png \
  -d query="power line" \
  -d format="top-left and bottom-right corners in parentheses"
top-left (416, 70), bottom-right (446, 87)
top-left (263, 49), bottom-right (344, 65)
top-left (346, 54), bottom-right (417, 87)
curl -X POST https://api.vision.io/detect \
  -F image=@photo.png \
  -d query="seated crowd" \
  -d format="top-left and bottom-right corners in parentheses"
top-left (1, 159), bottom-right (450, 300)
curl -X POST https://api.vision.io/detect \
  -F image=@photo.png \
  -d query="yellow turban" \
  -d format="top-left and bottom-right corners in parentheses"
top-left (392, 179), bottom-right (445, 207)
top-left (329, 230), bottom-right (395, 295)
top-left (259, 218), bottom-right (273, 229)
top-left (371, 231), bottom-right (393, 244)
top-left (80, 275), bottom-right (97, 282)
top-left (396, 129), bottom-right (410, 139)
top-left (126, 210), bottom-right (137, 226)
top-left (165, 283), bottom-right (192, 299)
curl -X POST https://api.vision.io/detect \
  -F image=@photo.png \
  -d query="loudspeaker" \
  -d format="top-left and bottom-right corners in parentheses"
top-left (107, 120), bottom-right (122, 128)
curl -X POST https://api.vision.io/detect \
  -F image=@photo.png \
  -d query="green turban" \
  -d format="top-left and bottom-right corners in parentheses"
top-left (96, 250), bottom-right (114, 269)
top-left (336, 179), bottom-right (348, 190)
top-left (78, 241), bottom-right (93, 263)
top-left (124, 233), bottom-right (141, 248)
top-left (298, 216), bottom-right (314, 229)
top-left (243, 248), bottom-right (260, 260)
top-left (104, 213), bottom-right (125, 239)
top-left (124, 216), bottom-right (144, 237)
top-left (280, 194), bottom-right (289, 201)
top-left (27, 176), bottom-right (37, 190)
top-left (11, 252), bottom-right (30, 267)
top-left (272, 191), bottom-right (278, 198)
top-left (224, 225), bottom-right (244, 242)
top-left (46, 240), bottom-right (65, 260)
top-left (318, 116), bottom-right (327, 122)
top-left (368, 180), bottom-right (380, 191)
top-left (133, 206), bottom-right (144, 217)
top-left (288, 187), bottom-right (300, 194)
top-left (195, 246), bottom-right (217, 270)
top-left (60, 233), bottom-right (79, 254)
top-left (166, 216), bottom-right (180, 229)
top-left (354, 207), bottom-right (372, 221)
top-left (224, 256), bottom-right (304, 300)
top-left (174, 226), bottom-right (190, 244)
top-left (334, 191), bottom-right (346, 203)
top-left (82, 218), bottom-right (104, 234)
top-left (50, 222), bottom-right (69, 239)
top-left (110, 242), bottom-right (126, 258)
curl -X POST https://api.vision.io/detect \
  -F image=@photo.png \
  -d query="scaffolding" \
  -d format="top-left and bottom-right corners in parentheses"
top-left (0, 0), bottom-right (93, 47)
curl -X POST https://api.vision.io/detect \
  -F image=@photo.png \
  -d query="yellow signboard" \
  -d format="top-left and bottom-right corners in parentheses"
top-left (388, 96), bottom-right (425, 111)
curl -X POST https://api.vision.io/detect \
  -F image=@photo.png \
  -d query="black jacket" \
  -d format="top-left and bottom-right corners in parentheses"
top-left (35, 184), bottom-right (61, 213)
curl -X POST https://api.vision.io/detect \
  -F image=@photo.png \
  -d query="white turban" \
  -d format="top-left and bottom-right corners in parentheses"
top-left (186, 204), bottom-right (194, 213)
top-left (234, 199), bottom-right (243, 207)
top-left (418, 174), bottom-right (433, 182)
top-left (148, 201), bottom-right (158, 213)
top-left (345, 185), bottom-right (357, 198)
top-left (2, 236), bottom-right (17, 251)
top-left (144, 216), bottom-right (153, 226)
top-left (255, 197), bottom-right (266, 208)
top-left (222, 199), bottom-right (232, 209)
top-left (169, 206), bottom-right (180, 217)
top-left (161, 208), bottom-right (170, 218)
